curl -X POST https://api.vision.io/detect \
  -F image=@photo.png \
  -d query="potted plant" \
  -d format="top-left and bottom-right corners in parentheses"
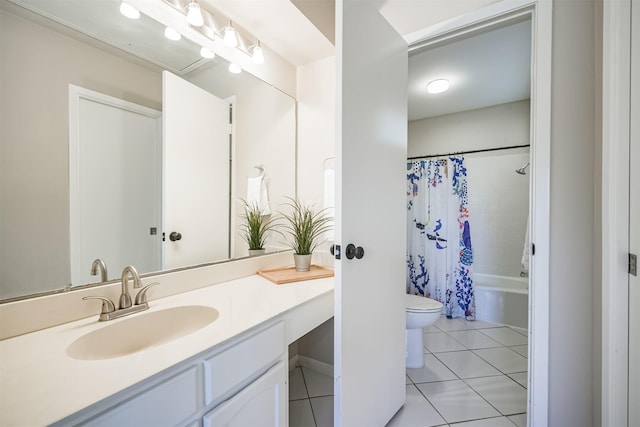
top-left (281, 197), bottom-right (333, 272)
top-left (239, 200), bottom-right (280, 256)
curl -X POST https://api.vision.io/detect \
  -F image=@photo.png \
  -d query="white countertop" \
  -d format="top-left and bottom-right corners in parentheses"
top-left (0, 274), bottom-right (334, 426)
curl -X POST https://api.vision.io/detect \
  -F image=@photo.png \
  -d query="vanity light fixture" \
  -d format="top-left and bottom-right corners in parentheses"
top-left (427, 79), bottom-right (450, 94)
top-left (119, 1), bottom-right (140, 19)
top-left (185, 1), bottom-right (204, 27)
top-left (164, 27), bottom-right (182, 41)
top-left (223, 23), bottom-right (238, 47)
top-left (228, 63), bottom-right (242, 74)
top-left (251, 41), bottom-right (265, 64)
top-left (200, 47), bottom-right (215, 59)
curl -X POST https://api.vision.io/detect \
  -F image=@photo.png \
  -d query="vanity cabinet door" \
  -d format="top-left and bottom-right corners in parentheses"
top-left (202, 362), bottom-right (286, 427)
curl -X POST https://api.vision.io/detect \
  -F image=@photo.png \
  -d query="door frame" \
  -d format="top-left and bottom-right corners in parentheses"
top-left (406, 0), bottom-right (552, 424)
top-left (68, 85), bottom-right (162, 284)
top-left (602, 0), bottom-right (632, 425)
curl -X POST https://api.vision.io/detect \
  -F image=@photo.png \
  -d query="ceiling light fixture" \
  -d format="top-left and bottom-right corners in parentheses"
top-left (185, 1), bottom-right (204, 27)
top-left (427, 79), bottom-right (450, 94)
top-left (164, 27), bottom-right (182, 41)
top-left (228, 63), bottom-right (242, 74)
top-left (200, 47), bottom-right (215, 59)
top-left (223, 23), bottom-right (238, 47)
top-left (119, 1), bottom-right (140, 19)
top-left (251, 41), bottom-right (265, 64)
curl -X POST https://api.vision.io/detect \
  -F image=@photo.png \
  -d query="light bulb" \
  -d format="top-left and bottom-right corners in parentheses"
top-left (200, 47), bottom-right (215, 59)
top-left (185, 2), bottom-right (203, 27)
top-left (223, 26), bottom-right (238, 47)
top-left (164, 27), bottom-right (181, 41)
top-left (228, 63), bottom-right (242, 74)
top-left (251, 43), bottom-right (264, 64)
top-left (427, 79), bottom-right (450, 94)
top-left (119, 2), bottom-right (140, 19)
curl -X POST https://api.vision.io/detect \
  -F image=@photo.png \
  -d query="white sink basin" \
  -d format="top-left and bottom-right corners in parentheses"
top-left (67, 305), bottom-right (219, 360)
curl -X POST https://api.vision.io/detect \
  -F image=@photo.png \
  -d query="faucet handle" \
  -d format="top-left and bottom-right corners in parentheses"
top-left (83, 296), bottom-right (116, 315)
top-left (135, 282), bottom-right (159, 305)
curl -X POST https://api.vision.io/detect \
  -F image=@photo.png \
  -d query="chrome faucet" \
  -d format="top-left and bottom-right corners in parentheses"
top-left (119, 265), bottom-right (141, 309)
top-left (90, 258), bottom-right (108, 282)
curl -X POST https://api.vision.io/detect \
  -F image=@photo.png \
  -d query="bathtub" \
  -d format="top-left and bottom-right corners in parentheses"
top-left (474, 273), bottom-right (529, 329)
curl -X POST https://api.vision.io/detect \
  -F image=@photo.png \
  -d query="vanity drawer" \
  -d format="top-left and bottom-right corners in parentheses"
top-left (85, 365), bottom-right (200, 427)
top-left (203, 321), bottom-right (284, 405)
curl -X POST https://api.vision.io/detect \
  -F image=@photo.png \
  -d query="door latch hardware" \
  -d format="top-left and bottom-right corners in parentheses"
top-left (150, 227), bottom-right (157, 235)
top-left (630, 253), bottom-right (638, 276)
top-left (331, 244), bottom-right (341, 260)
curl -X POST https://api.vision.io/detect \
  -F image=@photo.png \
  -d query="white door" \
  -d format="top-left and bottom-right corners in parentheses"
top-left (629, 0), bottom-right (639, 423)
top-left (69, 85), bottom-right (162, 285)
top-left (163, 71), bottom-right (231, 269)
top-left (334, 2), bottom-right (408, 425)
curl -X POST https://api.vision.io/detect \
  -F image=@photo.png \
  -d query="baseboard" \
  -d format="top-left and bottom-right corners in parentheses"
top-left (296, 355), bottom-right (334, 377)
top-left (288, 354), bottom-right (299, 371)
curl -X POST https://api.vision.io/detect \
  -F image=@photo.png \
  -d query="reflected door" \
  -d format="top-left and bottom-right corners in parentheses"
top-left (69, 85), bottom-right (162, 284)
top-left (334, 2), bottom-right (408, 425)
top-left (163, 71), bottom-right (231, 269)
top-left (629, 0), bottom-right (639, 423)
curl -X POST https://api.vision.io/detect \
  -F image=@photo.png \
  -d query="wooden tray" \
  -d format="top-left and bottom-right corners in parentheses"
top-left (257, 265), bottom-right (334, 284)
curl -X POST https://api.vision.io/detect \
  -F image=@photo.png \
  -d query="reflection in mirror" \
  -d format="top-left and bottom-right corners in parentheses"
top-left (0, 0), bottom-right (296, 301)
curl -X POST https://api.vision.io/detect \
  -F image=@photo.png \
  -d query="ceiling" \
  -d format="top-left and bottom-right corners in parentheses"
top-left (408, 19), bottom-right (531, 120)
top-left (212, 0), bottom-right (531, 120)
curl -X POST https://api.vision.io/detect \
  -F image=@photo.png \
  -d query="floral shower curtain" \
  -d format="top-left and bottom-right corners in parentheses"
top-left (407, 156), bottom-right (476, 320)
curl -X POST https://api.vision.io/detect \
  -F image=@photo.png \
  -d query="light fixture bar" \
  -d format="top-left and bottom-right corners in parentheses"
top-left (159, 0), bottom-right (267, 65)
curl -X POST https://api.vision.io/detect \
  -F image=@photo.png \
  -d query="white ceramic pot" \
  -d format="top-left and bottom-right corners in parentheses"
top-left (248, 249), bottom-right (266, 257)
top-left (293, 254), bottom-right (312, 272)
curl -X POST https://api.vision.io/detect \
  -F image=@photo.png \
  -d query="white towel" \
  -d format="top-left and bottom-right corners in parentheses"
top-left (247, 175), bottom-right (271, 215)
top-left (521, 214), bottom-right (530, 271)
top-left (324, 169), bottom-right (335, 241)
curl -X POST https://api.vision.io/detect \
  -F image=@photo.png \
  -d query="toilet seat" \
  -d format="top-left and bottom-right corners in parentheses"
top-left (405, 294), bottom-right (443, 313)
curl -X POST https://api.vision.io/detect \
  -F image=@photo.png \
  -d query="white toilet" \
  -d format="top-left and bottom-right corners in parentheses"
top-left (405, 294), bottom-right (443, 369)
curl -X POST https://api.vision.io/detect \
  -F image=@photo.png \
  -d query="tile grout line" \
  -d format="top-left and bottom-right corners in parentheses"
top-left (299, 367), bottom-right (318, 427)
top-left (443, 327), bottom-right (527, 418)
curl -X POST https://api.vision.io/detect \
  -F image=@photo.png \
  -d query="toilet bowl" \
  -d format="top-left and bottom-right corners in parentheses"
top-left (406, 294), bottom-right (443, 369)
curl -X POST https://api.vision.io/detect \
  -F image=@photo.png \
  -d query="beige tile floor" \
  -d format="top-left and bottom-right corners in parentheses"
top-left (289, 316), bottom-right (528, 427)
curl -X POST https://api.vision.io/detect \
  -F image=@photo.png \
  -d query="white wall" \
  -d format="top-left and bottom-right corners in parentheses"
top-left (408, 101), bottom-right (531, 277)
top-left (548, 0), bottom-right (599, 425)
top-left (293, 55), bottom-right (336, 364)
top-left (0, 10), bottom-right (162, 299)
top-left (296, 55), bottom-right (336, 267)
top-left (408, 100), bottom-right (530, 157)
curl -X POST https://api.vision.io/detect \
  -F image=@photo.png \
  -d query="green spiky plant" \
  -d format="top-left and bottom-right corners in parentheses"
top-left (281, 197), bottom-right (333, 255)
top-left (239, 200), bottom-right (280, 250)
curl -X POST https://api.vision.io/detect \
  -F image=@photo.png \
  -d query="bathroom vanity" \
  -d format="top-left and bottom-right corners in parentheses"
top-left (0, 274), bottom-right (334, 426)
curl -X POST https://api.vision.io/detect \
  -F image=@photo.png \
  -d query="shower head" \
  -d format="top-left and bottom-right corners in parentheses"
top-left (515, 162), bottom-right (530, 175)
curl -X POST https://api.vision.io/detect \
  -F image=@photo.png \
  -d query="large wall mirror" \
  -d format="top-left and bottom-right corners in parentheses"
top-left (0, 0), bottom-right (296, 301)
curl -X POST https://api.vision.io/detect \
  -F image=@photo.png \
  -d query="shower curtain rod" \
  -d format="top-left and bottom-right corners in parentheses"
top-left (407, 144), bottom-right (530, 160)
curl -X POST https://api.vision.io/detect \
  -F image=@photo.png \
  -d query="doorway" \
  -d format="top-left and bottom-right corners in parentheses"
top-left (406, 2), bottom-right (552, 425)
top-left (69, 85), bottom-right (162, 285)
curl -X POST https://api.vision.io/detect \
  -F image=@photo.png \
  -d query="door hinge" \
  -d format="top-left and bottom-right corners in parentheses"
top-left (630, 253), bottom-right (638, 276)
top-left (532, 243), bottom-right (535, 256)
